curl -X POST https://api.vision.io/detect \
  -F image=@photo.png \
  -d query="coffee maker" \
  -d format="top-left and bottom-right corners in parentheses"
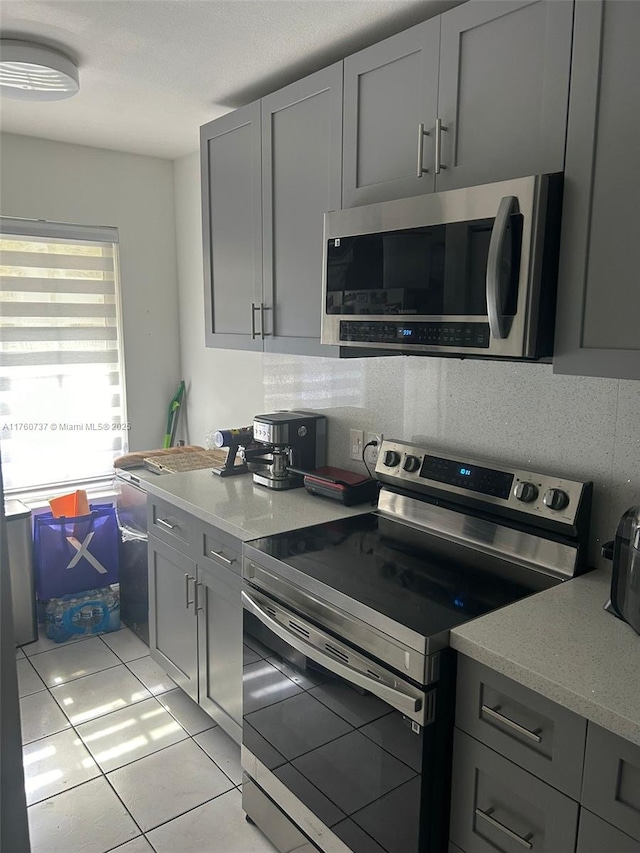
top-left (243, 411), bottom-right (326, 490)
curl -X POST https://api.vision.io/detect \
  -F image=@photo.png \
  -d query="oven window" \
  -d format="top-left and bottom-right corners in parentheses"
top-left (326, 216), bottom-right (522, 317)
top-left (242, 610), bottom-right (439, 853)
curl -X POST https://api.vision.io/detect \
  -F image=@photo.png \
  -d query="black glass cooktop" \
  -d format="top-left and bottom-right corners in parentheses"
top-left (247, 512), bottom-right (559, 640)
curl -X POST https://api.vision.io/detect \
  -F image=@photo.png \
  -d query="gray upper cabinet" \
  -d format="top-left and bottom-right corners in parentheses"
top-left (554, 0), bottom-right (640, 379)
top-left (436, 0), bottom-right (573, 191)
top-left (261, 63), bottom-right (342, 356)
top-left (342, 20), bottom-right (440, 207)
top-left (201, 102), bottom-right (263, 350)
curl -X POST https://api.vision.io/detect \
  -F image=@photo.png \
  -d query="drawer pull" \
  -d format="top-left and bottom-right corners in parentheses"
top-left (156, 517), bottom-right (177, 531)
top-left (209, 549), bottom-right (235, 565)
top-left (475, 807), bottom-right (533, 850)
top-left (481, 704), bottom-right (542, 744)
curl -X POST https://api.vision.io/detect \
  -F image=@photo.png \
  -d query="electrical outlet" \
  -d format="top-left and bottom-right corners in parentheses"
top-left (364, 432), bottom-right (383, 465)
top-left (349, 429), bottom-right (364, 461)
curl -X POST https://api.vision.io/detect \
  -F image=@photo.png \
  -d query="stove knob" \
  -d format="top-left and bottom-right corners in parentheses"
top-left (403, 455), bottom-right (421, 473)
top-left (383, 450), bottom-right (401, 468)
top-left (543, 488), bottom-right (570, 511)
top-left (514, 481), bottom-right (538, 503)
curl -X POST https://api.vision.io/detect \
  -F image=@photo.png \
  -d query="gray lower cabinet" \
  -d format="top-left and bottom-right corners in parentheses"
top-left (197, 551), bottom-right (242, 743)
top-left (553, 0), bottom-right (640, 379)
top-left (148, 535), bottom-right (199, 702)
top-left (200, 102), bottom-right (263, 350)
top-left (261, 63), bottom-right (342, 356)
top-left (450, 729), bottom-right (579, 853)
top-left (148, 510), bottom-right (243, 743)
top-left (342, 0), bottom-right (573, 207)
top-left (576, 809), bottom-right (640, 853)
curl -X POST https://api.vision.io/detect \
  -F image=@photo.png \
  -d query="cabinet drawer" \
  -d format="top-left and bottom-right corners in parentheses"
top-left (450, 730), bottom-right (579, 853)
top-left (577, 809), bottom-right (639, 853)
top-left (455, 656), bottom-right (586, 799)
top-left (581, 723), bottom-right (640, 843)
top-left (148, 498), bottom-right (193, 550)
top-left (195, 520), bottom-right (241, 574)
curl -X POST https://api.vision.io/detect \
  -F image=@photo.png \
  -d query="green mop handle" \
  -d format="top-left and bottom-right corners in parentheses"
top-left (164, 380), bottom-right (186, 449)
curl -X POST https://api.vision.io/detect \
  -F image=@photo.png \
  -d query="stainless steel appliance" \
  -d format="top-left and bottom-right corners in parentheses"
top-left (5, 500), bottom-right (37, 647)
top-left (241, 439), bottom-right (592, 853)
top-left (603, 506), bottom-right (640, 636)
top-left (114, 469), bottom-right (150, 645)
top-left (321, 174), bottom-right (562, 360)
top-left (243, 411), bottom-right (327, 491)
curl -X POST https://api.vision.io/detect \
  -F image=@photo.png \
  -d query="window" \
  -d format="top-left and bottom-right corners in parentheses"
top-left (0, 218), bottom-right (128, 494)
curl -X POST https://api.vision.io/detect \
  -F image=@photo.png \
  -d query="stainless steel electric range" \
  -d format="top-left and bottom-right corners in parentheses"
top-left (241, 440), bottom-right (593, 853)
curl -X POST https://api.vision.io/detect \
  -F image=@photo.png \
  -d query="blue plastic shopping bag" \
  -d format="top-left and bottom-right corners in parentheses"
top-left (34, 504), bottom-right (119, 600)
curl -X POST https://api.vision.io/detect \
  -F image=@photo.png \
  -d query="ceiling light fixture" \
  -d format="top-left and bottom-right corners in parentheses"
top-left (0, 39), bottom-right (79, 101)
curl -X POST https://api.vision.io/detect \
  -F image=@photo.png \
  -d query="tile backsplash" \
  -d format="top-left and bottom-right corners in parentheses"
top-left (261, 353), bottom-right (640, 570)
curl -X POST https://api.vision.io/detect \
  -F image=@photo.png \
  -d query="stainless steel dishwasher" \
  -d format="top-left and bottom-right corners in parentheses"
top-left (5, 499), bottom-right (37, 647)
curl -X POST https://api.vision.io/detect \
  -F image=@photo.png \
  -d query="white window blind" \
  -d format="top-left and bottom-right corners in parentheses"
top-left (0, 218), bottom-right (128, 494)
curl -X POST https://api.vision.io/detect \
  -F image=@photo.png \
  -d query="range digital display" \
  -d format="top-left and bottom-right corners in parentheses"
top-left (420, 455), bottom-right (514, 499)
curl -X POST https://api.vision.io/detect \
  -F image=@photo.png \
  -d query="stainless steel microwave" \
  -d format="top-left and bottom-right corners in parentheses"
top-left (321, 174), bottom-right (562, 359)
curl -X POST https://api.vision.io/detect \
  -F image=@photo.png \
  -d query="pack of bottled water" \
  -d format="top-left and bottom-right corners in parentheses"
top-left (45, 586), bottom-right (120, 642)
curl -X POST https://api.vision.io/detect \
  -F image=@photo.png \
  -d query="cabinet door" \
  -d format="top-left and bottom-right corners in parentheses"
top-left (261, 63), bottom-right (342, 356)
top-left (342, 20), bottom-right (440, 207)
top-left (577, 809), bottom-right (640, 853)
top-left (200, 102), bottom-right (263, 350)
top-left (436, 0), bottom-right (573, 191)
top-left (197, 560), bottom-right (242, 744)
top-left (553, 0), bottom-right (640, 378)
top-left (148, 535), bottom-right (198, 701)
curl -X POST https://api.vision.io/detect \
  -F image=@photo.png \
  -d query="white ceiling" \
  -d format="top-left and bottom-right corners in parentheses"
top-left (0, 0), bottom-right (461, 160)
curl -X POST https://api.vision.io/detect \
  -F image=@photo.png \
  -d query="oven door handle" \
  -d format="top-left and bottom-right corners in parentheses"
top-left (486, 195), bottom-right (517, 340)
top-left (242, 590), bottom-right (426, 724)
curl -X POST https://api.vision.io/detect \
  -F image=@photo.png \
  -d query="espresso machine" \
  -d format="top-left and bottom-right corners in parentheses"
top-left (243, 411), bottom-right (327, 490)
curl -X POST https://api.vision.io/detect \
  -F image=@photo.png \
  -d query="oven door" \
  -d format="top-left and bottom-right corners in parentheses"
top-left (241, 584), bottom-right (448, 853)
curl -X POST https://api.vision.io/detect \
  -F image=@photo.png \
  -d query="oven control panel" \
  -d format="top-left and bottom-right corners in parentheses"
top-left (376, 439), bottom-right (589, 528)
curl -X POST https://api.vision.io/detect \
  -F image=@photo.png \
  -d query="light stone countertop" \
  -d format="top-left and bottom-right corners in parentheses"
top-left (450, 569), bottom-right (640, 747)
top-left (138, 466), bottom-right (373, 541)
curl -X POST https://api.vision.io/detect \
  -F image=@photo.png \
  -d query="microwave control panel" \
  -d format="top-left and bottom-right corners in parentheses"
top-left (339, 320), bottom-right (490, 349)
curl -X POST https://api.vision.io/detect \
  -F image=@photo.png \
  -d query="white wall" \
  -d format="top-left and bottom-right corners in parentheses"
top-left (0, 132), bottom-right (181, 451)
top-left (173, 152), bottom-right (265, 445)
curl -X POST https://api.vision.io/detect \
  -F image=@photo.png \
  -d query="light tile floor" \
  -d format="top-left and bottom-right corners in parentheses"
top-left (18, 626), bottom-right (277, 853)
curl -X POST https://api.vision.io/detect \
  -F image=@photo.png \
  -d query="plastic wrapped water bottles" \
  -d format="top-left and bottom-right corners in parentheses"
top-left (45, 586), bottom-right (120, 642)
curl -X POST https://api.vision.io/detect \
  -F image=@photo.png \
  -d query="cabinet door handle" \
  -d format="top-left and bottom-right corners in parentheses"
top-left (260, 303), bottom-right (271, 338)
top-left (156, 517), bottom-right (176, 530)
top-left (251, 303), bottom-right (260, 339)
top-left (481, 704), bottom-right (542, 743)
top-left (416, 122), bottom-right (429, 176)
top-left (195, 582), bottom-right (204, 612)
top-left (434, 117), bottom-right (448, 174)
top-left (209, 549), bottom-right (235, 565)
top-left (475, 807), bottom-right (533, 850)
top-left (184, 573), bottom-right (195, 609)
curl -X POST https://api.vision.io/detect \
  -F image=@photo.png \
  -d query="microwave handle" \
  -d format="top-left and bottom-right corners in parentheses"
top-left (486, 195), bottom-right (517, 340)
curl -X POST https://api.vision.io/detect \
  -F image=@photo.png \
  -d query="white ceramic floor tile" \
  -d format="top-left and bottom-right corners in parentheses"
top-left (50, 664), bottom-right (151, 726)
top-left (17, 658), bottom-right (46, 697)
top-left (126, 656), bottom-right (177, 695)
top-left (147, 788), bottom-right (277, 853)
top-left (157, 688), bottom-right (216, 736)
top-left (22, 728), bottom-right (100, 806)
top-left (107, 738), bottom-right (234, 832)
top-left (76, 696), bottom-right (188, 772)
top-left (24, 627), bottom-right (91, 656)
top-left (27, 776), bottom-right (140, 853)
top-left (29, 636), bottom-right (120, 687)
top-left (20, 690), bottom-right (71, 744)
top-left (107, 838), bottom-right (154, 853)
top-left (194, 725), bottom-right (242, 785)
top-left (100, 627), bottom-right (149, 663)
